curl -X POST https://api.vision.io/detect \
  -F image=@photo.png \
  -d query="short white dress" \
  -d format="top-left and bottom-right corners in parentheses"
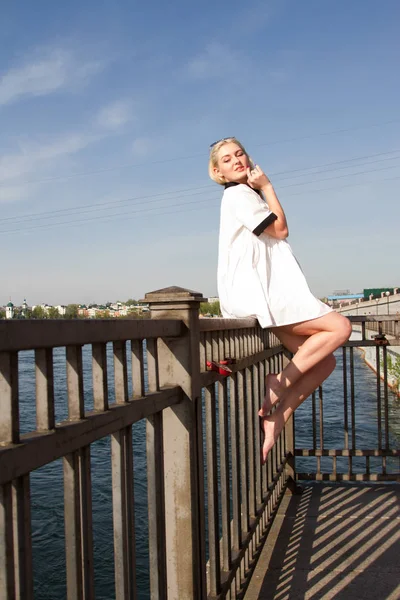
top-left (217, 182), bottom-right (333, 328)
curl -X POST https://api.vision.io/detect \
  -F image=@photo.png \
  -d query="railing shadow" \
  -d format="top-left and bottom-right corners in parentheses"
top-left (255, 483), bottom-right (400, 599)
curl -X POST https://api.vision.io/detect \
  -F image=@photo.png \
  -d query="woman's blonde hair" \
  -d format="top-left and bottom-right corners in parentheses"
top-left (208, 137), bottom-right (254, 185)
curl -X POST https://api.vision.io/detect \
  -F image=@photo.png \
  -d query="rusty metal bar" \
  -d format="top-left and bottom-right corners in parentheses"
top-left (376, 345), bottom-right (382, 452)
top-left (311, 391), bottom-right (317, 450)
top-left (319, 385), bottom-right (324, 452)
top-left (343, 347), bottom-right (349, 459)
top-left (383, 346), bottom-right (389, 451)
top-left (382, 345), bottom-right (389, 476)
top-left (295, 448), bottom-right (400, 457)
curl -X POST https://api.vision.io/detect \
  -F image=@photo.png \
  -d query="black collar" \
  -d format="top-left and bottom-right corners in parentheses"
top-left (224, 181), bottom-right (262, 196)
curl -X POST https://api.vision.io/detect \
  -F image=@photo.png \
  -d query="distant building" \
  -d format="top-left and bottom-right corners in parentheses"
top-left (21, 299), bottom-right (28, 318)
top-left (78, 305), bottom-right (89, 317)
top-left (6, 301), bottom-right (14, 319)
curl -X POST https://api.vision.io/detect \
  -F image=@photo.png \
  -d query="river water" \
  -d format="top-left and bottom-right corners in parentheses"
top-left (16, 344), bottom-right (399, 599)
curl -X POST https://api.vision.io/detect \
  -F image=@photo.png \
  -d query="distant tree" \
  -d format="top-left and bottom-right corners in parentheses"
top-left (0, 310), bottom-right (5, 319)
top-left (125, 299), bottom-right (137, 306)
top-left (96, 310), bottom-right (111, 319)
top-left (32, 306), bottom-right (47, 319)
top-left (120, 312), bottom-right (146, 319)
top-left (65, 304), bottom-right (79, 319)
top-left (47, 307), bottom-right (60, 319)
top-left (200, 301), bottom-right (221, 316)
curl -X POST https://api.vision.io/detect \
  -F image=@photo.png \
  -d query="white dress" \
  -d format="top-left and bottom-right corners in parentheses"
top-left (217, 183), bottom-right (332, 328)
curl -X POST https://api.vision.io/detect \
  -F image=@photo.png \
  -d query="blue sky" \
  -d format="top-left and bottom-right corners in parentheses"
top-left (1, 0), bottom-right (399, 305)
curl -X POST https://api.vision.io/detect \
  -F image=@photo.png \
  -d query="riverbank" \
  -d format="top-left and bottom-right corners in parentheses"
top-left (352, 326), bottom-right (400, 398)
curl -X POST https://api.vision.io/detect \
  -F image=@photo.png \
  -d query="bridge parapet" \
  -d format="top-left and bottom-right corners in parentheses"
top-left (0, 294), bottom-right (399, 599)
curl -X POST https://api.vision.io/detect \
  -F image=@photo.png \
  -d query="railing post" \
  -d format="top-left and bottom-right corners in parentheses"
top-left (282, 349), bottom-right (299, 494)
top-left (144, 286), bottom-right (206, 600)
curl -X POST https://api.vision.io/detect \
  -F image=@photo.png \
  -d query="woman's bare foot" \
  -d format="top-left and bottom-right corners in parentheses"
top-left (260, 410), bottom-right (285, 464)
top-left (259, 373), bottom-right (282, 416)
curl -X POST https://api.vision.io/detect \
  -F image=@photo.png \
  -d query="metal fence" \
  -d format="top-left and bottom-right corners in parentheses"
top-left (295, 316), bottom-right (400, 482)
top-left (0, 293), bottom-right (399, 599)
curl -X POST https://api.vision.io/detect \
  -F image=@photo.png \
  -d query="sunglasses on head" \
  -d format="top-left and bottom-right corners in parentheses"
top-left (209, 137), bottom-right (233, 149)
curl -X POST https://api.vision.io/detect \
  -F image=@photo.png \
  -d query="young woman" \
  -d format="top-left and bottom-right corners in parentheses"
top-left (209, 137), bottom-right (351, 463)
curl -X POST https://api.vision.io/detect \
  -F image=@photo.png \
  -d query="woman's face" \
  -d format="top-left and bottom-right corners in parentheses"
top-left (214, 142), bottom-right (250, 183)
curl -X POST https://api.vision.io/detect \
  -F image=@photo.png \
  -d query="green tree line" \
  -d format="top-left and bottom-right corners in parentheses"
top-left (199, 301), bottom-right (221, 316)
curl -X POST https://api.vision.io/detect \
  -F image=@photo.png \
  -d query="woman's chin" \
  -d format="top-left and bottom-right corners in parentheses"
top-left (233, 173), bottom-right (247, 184)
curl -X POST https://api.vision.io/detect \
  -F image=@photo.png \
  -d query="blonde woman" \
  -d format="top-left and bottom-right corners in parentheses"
top-left (209, 137), bottom-right (351, 463)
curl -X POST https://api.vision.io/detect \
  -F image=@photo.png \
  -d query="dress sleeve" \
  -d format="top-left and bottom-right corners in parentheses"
top-left (231, 185), bottom-right (277, 236)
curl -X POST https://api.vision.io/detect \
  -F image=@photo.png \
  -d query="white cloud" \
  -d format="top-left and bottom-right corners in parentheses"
top-left (0, 132), bottom-right (98, 185)
top-left (187, 43), bottom-right (241, 79)
top-left (0, 99), bottom-right (138, 197)
top-left (96, 100), bottom-right (134, 130)
top-left (0, 48), bottom-right (105, 107)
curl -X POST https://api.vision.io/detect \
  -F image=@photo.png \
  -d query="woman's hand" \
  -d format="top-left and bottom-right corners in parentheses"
top-left (246, 165), bottom-right (271, 190)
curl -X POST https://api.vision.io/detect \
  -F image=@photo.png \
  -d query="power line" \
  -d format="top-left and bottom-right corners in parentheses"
top-left (1, 172), bottom-right (399, 236)
top-left (2, 149), bottom-right (400, 225)
top-left (1, 117), bottom-right (399, 189)
top-left (0, 186), bottom-right (213, 224)
top-left (278, 162), bottom-right (400, 189)
top-left (0, 194), bottom-right (221, 234)
top-left (272, 150), bottom-right (400, 178)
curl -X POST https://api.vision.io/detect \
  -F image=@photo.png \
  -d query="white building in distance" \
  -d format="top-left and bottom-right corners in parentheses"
top-left (6, 301), bottom-right (14, 319)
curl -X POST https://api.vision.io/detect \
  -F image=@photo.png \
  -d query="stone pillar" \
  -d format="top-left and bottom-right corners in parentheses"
top-left (143, 286), bottom-right (206, 600)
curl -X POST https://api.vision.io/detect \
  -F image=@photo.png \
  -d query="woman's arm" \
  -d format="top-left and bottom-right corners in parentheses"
top-left (261, 182), bottom-right (288, 239)
top-left (247, 166), bottom-right (289, 240)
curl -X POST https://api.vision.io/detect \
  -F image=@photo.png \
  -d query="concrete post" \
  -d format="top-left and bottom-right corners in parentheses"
top-left (144, 286), bottom-right (207, 599)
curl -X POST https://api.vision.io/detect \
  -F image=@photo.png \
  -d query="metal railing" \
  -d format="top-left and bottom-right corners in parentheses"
top-left (0, 292), bottom-right (399, 599)
top-left (295, 315), bottom-right (400, 482)
top-left (198, 319), bottom-right (291, 598)
top-left (0, 288), bottom-right (291, 600)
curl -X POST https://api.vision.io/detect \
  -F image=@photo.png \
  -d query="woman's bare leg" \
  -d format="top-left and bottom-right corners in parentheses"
top-left (262, 312), bottom-right (351, 413)
top-left (260, 353), bottom-right (336, 462)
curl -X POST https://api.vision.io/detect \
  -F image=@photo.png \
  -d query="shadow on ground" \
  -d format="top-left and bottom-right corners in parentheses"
top-left (245, 482), bottom-right (400, 600)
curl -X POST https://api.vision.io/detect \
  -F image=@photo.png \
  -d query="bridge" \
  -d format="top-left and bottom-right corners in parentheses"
top-left (0, 287), bottom-right (399, 599)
